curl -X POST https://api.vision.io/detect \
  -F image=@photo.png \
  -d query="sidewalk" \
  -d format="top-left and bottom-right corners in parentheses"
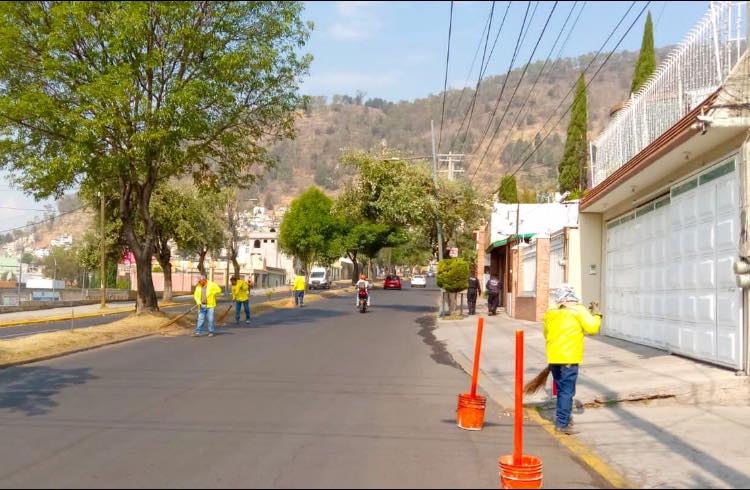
top-left (436, 303), bottom-right (750, 489)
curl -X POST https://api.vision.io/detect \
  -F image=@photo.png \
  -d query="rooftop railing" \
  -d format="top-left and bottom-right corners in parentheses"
top-left (590, 1), bottom-right (747, 187)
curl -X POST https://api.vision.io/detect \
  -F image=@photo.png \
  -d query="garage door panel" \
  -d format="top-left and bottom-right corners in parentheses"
top-left (716, 216), bottom-right (738, 249)
top-left (717, 178), bottom-right (738, 212)
top-left (605, 159), bottom-right (742, 369)
top-left (698, 258), bottom-right (716, 289)
top-left (717, 255), bottom-right (736, 289)
top-left (717, 323), bottom-right (740, 365)
top-left (697, 221), bottom-right (715, 252)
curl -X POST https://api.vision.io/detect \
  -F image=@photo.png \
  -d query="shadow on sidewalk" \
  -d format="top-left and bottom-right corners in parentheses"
top-left (0, 366), bottom-right (98, 416)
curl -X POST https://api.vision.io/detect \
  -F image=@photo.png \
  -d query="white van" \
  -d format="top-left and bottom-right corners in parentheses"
top-left (308, 267), bottom-right (331, 290)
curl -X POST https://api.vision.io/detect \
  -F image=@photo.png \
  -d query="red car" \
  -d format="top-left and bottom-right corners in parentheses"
top-left (383, 274), bottom-right (402, 290)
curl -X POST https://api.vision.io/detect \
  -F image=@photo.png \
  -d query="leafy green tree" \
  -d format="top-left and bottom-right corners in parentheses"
top-left (558, 73), bottom-right (588, 196)
top-left (279, 187), bottom-right (337, 276)
top-left (0, 2), bottom-right (311, 312)
top-left (498, 175), bottom-right (519, 203)
top-left (168, 188), bottom-right (227, 278)
top-left (41, 246), bottom-right (81, 284)
top-left (631, 12), bottom-right (655, 94)
top-left (20, 253), bottom-right (35, 265)
top-left (150, 185), bottom-right (225, 301)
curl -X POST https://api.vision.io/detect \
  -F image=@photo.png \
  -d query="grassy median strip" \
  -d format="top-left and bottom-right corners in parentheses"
top-left (0, 287), bottom-right (352, 369)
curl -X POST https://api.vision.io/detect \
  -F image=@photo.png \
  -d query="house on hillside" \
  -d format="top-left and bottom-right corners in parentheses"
top-left (581, 1), bottom-right (750, 372)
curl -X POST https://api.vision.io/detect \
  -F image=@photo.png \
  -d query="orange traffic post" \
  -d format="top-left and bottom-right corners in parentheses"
top-left (499, 329), bottom-right (543, 489)
top-left (456, 316), bottom-right (487, 430)
top-left (514, 329), bottom-right (523, 463)
top-left (471, 317), bottom-right (484, 397)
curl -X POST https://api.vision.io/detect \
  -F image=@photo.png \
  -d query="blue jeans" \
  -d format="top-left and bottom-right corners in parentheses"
top-left (550, 364), bottom-right (579, 429)
top-left (235, 300), bottom-right (251, 322)
top-left (195, 306), bottom-right (216, 334)
top-left (294, 291), bottom-right (304, 306)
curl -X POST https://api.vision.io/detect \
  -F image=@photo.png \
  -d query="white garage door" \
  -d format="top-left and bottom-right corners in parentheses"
top-left (605, 157), bottom-right (742, 369)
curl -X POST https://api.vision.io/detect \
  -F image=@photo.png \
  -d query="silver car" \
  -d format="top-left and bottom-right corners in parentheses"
top-left (411, 275), bottom-right (427, 288)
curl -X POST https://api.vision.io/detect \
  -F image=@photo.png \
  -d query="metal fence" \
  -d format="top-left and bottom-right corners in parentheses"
top-left (590, 1), bottom-right (747, 187)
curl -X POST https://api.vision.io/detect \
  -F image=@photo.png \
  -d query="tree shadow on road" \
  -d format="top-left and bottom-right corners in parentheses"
top-left (0, 366), bottom-right (97, 416)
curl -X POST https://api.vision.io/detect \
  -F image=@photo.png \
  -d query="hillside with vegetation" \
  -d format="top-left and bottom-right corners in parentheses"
top-left (261, 48), bottom-right (669, 202)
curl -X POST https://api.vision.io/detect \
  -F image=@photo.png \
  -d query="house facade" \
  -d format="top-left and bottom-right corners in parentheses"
top-left (581, 1), bottom-right (750, 372)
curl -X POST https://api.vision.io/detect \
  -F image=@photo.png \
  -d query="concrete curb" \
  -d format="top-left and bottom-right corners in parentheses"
top-left (440, 317), bottom-right (636, 490)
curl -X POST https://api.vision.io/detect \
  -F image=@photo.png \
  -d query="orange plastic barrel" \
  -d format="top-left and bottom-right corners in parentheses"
top-left (456, 393), bottom-right (486, 430)
top-left (498, 454), bottom-right (543, 489)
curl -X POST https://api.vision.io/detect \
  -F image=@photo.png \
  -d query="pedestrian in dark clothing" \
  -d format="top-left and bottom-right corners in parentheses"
top-left (467, 273), bottom-right (481, 315)
top-left (486, 275), bottom-right (501, 315)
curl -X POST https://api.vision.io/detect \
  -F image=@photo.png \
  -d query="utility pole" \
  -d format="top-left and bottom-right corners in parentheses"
top-left (438, 152), bottom-right (465, 181)
top-left (431, 120), bottom-right (444, 262)
top-left (100, 192), bottom-right (106, 308)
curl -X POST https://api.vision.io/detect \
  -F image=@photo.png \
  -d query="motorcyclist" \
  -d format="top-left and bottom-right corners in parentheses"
top-left (355, 274), bottom-right (371, 308)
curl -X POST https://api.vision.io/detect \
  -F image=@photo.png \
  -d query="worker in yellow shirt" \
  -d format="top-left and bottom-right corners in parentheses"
top-left (543, 284), bottom-right (602, 434)
top-left (291, 271), bottom-right (306, 307)
top-left (231, 275), bottom-right (252, 325)
top-left (193, 274), bottom-right (223, 337)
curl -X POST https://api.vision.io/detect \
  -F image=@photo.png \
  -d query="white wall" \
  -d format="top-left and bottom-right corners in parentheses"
top-left (490, 202), bottom-right (579, 243)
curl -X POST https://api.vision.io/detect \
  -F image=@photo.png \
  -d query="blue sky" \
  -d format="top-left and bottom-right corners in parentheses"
top-left (301, 1), bottom-right (711, 101)
top-left (0, 1), bottom-right (718, 230)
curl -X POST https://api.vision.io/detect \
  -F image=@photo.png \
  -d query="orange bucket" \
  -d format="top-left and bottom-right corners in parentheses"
top-left (499, 454), bottom-right (543, 489)
top-left (456, 393), bottom-right (486, 430)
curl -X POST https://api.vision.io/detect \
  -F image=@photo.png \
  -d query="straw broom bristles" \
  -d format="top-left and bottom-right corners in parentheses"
top-left (523, 367), bottom-right (551, 395)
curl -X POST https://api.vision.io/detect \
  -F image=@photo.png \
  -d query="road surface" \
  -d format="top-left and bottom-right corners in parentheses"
top-left (0, 281), bottom-right (607, 488)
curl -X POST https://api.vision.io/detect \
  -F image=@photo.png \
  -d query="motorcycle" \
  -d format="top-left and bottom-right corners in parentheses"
top-left (357, 288), bottom-right (369, 313)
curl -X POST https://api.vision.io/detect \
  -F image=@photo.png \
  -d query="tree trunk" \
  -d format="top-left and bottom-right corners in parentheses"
top-left (446, 292), bottom-right (458, 315)
top-left (134, 248), bottom-right (159, 312)
top-left (349, 253), bottom-right (359, 285)
top-left (198, 249), bottom-right (208, 276)
top-left (162, 260), bottom-right (173, 303)
top-left (232, 254), bottom-right (240, 279)
top-left (155, 238), bottom-right (173, 303)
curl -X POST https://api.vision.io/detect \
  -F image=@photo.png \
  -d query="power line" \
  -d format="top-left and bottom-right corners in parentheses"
top-left (509, 1), bottom-right (652, 180)
top-left (447, 1), bottom-right (499, 153)
top-left (0, 205), bottom-right (87, 235)
top-left (0, 205), bottom-right (51, 211)
top-left (492, 1), bottom-right (584, 170)
top-left (452, 0), bottom-right (497, 154)
top-left (473, 0), bottom-right (637, 193)
top-left (469, 1), bottom-right (559, 183)
top-left (444, 7), bottom-right (493, 134)
top-left (463, 2), bottom-right (532, 158)
top-left (437, 1), bottom-right (455, 152)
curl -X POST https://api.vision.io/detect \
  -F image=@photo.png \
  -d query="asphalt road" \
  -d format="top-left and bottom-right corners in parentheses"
top-left (0, 283), bottom-right (607, 488)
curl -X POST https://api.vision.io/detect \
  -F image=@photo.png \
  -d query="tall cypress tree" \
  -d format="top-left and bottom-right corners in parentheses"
top-left (497, 175), bottom-right (519, 203)
top-left (558, 73), bottom-right (588, 195)
top-left (631, 12), bottom-right (655, 94)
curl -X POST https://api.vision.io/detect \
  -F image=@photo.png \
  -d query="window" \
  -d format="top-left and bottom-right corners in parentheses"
top-left (263, 239), bottom-right (268, 243)
top-left (254, 240), bottom-right (261, 249)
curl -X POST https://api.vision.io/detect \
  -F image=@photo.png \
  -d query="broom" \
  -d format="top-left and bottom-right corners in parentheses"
top-left (216, 303), bottom-right (234, 326)
top-left (523, 366), bottom-right (551, 395)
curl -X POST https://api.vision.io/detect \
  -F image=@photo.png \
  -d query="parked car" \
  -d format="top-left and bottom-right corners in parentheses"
top-left (411, 275), bottom-right (427, 288)
top-left (383, 274), bottom-right (402, 290)
top-left (308, 267), bottom-right (331, 290)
